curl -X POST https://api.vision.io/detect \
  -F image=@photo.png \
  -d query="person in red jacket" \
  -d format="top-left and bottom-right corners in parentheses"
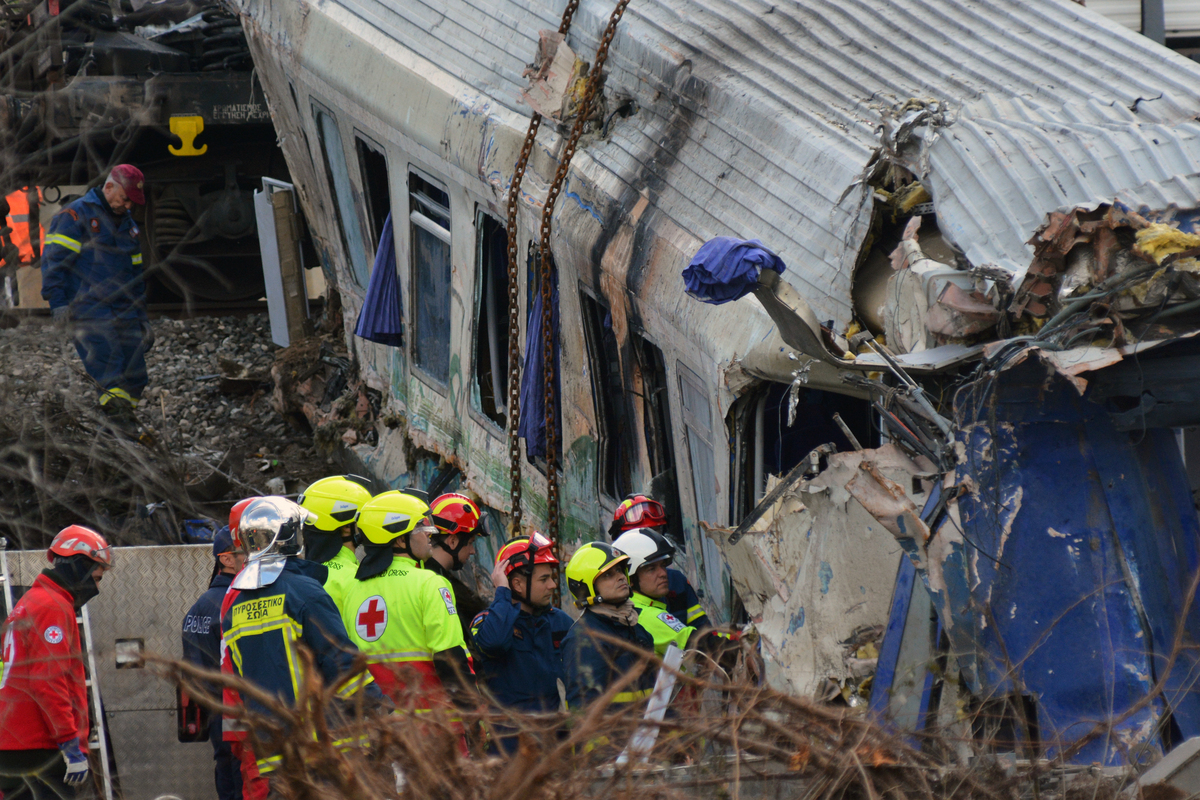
top-left (0, 525), bottom-right (114, 800)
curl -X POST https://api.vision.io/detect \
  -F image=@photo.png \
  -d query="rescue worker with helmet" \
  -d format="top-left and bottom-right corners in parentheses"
top-left (469, 532), bottom-right (571, 753)
top-left (41, 166), bottom-right (152, 434)
top-left (219, 496), bottom-right (378, 793)
top-left (181, 526), bottom-right (246, 800)
top-left (612, 527), bottom-right (737, 659)
top-left (424, 492), bottom-right (489, 641)
top-left (298, 474), bottom-right (373, 612)
top-left (561, 542), bottom-right (655, 712)
top-left (611, 494), bottom-right (710, 630)
top-left (0, 526), bottom-right (114, 800)
top-left (341, 490), bottom-right (476, 713)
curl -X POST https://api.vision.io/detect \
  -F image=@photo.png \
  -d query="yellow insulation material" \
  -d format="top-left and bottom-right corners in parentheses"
top-left (1136, 223), bottom-right (1200, 264)
top-left (895, 183), bottom-right (931, 214)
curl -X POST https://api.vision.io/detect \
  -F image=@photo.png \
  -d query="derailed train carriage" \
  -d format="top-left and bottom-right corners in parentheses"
top-left (232, 0), bottom-right (1200, 767)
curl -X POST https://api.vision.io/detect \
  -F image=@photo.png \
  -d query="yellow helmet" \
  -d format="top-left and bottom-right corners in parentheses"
top-left (299, 475), bottom-right (373, 532)
top-left (565, 542), bottom-right (629, 608)
top-left (355, 491), bottom-right (432, 546)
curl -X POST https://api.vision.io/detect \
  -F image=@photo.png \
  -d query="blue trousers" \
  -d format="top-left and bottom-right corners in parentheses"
top-left (72, 319), bottom-right (149, 404)
top-left (210, 716), bottom-right (242, 800)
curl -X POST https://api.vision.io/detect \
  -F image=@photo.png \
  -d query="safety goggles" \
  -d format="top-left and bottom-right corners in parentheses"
top-left (618, 499), bottom-right (666, 526)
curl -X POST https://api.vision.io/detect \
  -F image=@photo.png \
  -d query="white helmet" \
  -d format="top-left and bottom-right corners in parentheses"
top-left (611, 527), bottom-right (675, 575)
top-left (232, 496), bottom-right (316, 590)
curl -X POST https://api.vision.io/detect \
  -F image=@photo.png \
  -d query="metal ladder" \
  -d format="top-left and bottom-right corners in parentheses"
top-left (1, 538), bottom-right (115, 800)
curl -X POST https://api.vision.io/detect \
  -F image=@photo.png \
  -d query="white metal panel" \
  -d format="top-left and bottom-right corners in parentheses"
top-left (1085, 0), bottom-right (1200, 34)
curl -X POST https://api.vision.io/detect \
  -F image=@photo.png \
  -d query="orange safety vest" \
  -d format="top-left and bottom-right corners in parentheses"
top-left (4, 187), bottom-right (43, 263)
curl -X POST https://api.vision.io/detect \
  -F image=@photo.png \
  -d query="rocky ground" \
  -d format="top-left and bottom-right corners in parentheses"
top-left (0, 312), bottom-right (335, 547)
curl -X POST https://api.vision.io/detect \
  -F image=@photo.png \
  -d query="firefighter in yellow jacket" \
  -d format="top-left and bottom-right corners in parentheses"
top-left (341, 490), bottom-right (475, 713)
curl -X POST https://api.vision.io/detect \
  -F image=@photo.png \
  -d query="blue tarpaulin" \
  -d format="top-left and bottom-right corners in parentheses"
top-left (518, 271), bottom-right (561, 461)
top-left (682, 236), bottom-right (786, 305)
top-left (354, 212), bottom-right (404, 346)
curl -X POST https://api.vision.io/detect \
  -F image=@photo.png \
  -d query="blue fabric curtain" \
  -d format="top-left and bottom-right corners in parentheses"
top-left (682, 236), bottom-right (787, 305)
top-left (354, 212), bottom-right (404, 346)
top-left (518, 270), bottom-right (561, 461)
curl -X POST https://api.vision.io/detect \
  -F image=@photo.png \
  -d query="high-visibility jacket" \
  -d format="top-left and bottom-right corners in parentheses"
top-left (41, 187), bottom-right (146, 320)
top-left (469, 586), bottom-right (572, 713)
top-left (4, 187), bottom-right (42, 263)
top-left (630, 591), bottom-right (693, 657)
top-left (561, 607), bottom-right (655, 711)
top-left (219, 558), bottom-right (374, 773)
top-left (320, 548), bottom-right (358, 614)
top-left (341, 554), bottom-right (470, 707)
top-left (0, 572), bottom-right (89, 751)
top-left (666, 568), bottom-right (709, 629)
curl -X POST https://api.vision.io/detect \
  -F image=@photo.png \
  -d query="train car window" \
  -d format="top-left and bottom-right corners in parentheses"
top-left (312, 107), bottom-right (370, 287)
top-left (633, 335), bottom-right (685, 547)
top-left (731, 384), bottom-right (872, 522)
top-left (472, 210), bottom-right (509, 428)
top-left (678, 364), bottom-right (719, 526)
top-left (354, 136), bottom-right (391, 251)
top-left (580, 290), bottom-right (632, 499)
top-left (409, 169), bottom-right (452, 386)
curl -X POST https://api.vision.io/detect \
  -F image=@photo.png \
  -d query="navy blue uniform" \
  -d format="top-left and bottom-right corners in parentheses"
top-left (41, 187), bottom-right (148, 405)
top-left (220, 559), bottom-right (376, 774)
top-left (666, 568), bottom-right (710, 629)
top-left (561, 609), bottom-right (655, 711)
top-left (182, 573), bottom-right (242, 800)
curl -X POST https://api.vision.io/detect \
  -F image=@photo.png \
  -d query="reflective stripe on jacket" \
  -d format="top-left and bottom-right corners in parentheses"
top-left (561, 607), bottom-right (655, 710)
top-left (41, 187), bottom-right (145, 320)
top-left (0, 573), bottom-right (89, 750)
top-left (631, 591), bottom-right (693, 657)
top-left (219, 559), bottom-right (372, 725)
top-left (666, 568), bottom-right (709, 629)
top-left (341, 554), bottom-right (469, 707)
top-left (321, 548), bottom-right (359, 614)
top-left (469, 586), bottom-right (572, 713)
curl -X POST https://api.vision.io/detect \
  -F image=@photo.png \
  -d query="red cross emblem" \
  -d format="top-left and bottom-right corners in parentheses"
top-left (355, 596), bottom-right (387, 642)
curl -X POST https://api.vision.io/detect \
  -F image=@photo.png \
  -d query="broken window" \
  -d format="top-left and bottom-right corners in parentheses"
top-left (520, 248), bottom-right (561, 470)
top-left (354, 135), bottom-right (391, 252)
top-left (409, 169), bottom-right (452, 386)
top-left (632, 335), bottom-right (685, 547)
top-left (472, 211), bottom-right (509, 429)
top-left (679, 364), bottom-right (719, 526)
top-left (312, 106), bottom-right (370, 286)
top-left (580, 289), bottom-right (633, 499)
top-left (731, 384), bottom-right (872, 521)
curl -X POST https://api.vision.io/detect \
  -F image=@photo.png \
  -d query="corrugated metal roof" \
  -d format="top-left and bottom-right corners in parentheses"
top-left (336, 0), bottom-right (1200, 324)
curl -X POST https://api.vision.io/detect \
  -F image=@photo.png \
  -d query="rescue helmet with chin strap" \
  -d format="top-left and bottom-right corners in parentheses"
top-left (565, 542), bottom-right (629, 608)
top-left (355, 491), bottom-right (433, 546)
top-left (496, 531), bottom-right (558, 577)
top-left (612, 494), bottom-right (668, 533)
top-left (299, 475), bottom-right (373, 532)
top-left (48, 525), bottom-right (114, 568)
top-left (430, 492), bottom-right (483, 537)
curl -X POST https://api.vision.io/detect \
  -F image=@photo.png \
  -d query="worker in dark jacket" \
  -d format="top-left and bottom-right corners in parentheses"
top-left (219, 497), bottom-right (378, 793)
top-left (470, 533), bottom-right (572, 753)
top-left (41, 165), bottom-right (151, 433)
top-left (611, 494), bottom-right (710, 629)
top-left (561, 543), bottom-right (655, 713)
top-left (182, 527), bottom-right (245, 800)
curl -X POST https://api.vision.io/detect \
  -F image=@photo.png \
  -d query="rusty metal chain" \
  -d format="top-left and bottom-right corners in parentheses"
top-left (538, 0), bottom-right (633, 562)
top-left (504, 0), bottom-right (583, 534)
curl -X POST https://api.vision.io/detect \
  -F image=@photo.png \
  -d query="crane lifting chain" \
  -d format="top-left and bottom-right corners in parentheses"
top-left (504, 0), bottom-right (633, 566)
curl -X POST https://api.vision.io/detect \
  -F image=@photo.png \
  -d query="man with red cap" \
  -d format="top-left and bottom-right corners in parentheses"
top-left (42, 165), bottom-right (152, 434)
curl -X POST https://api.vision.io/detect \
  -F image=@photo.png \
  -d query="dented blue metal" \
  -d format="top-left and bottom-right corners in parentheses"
top-left (878, 356), bottom-right (1200, 764)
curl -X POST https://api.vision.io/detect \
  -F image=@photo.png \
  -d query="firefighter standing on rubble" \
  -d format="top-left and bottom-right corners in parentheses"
top-left (561, 542), bottom-right (655, 712)
top-left (611, 494), bottom-right (711, 630)
top-left (41, 165), bottom-right (152, 435)
top-left (469, 532), bottom-right (571, 753)
top-left (219, 497), bottom-right (380, 797)
top-left (298, 474), bottom-right (373, 612)
top-left (0, 526), bottom-right (114, 800)
top-left (181, 526), bottom-right (245, 800)
top-left (425, 492), bottom-right (489, 643)
top-left (341, 491), bottom-right (476, 719)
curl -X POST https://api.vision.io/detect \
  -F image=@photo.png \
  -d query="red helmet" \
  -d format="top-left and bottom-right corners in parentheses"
top-left (229, 497), bottom-right (259, 551)
top-left (496, 531), bottom-right (558, 577)
top-left (430, 493), bottom-right (483, 537)
top-left (48, 525), bottom-right (114, 568)
top-left (613, 494), bottom-right (667, 532)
